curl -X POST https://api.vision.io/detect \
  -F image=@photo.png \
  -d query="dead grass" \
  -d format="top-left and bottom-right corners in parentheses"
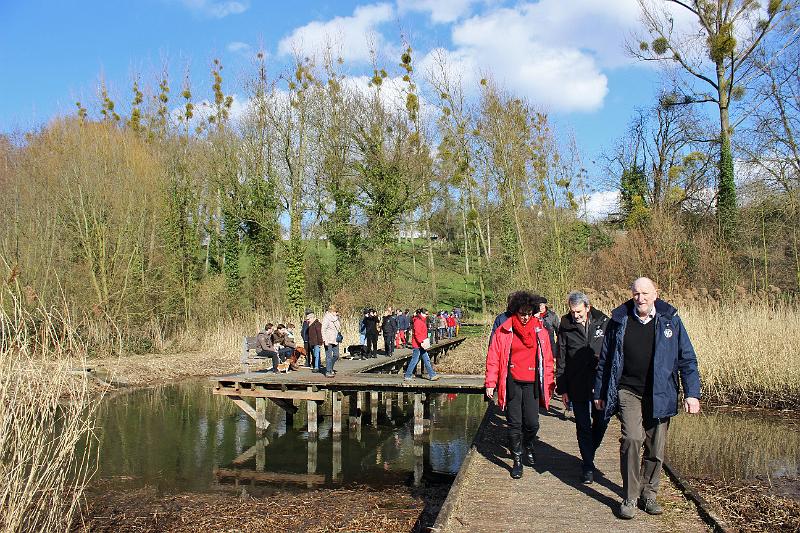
top-left (0, 289), bottom-right (97, 532)
top-left (81, 483), bottom-right (449, 533)
top-left (690, 478), bottom-right (800, 533)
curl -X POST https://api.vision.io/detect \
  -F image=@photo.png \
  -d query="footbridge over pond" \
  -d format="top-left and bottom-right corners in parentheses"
top-left (210, 336), bottom-right (483, 438)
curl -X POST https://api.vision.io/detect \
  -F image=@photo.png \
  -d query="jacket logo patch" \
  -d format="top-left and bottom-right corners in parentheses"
top-left (664, 329), bottom-right (673, 338)
top-left (594, 328), bottom-right (604, 338)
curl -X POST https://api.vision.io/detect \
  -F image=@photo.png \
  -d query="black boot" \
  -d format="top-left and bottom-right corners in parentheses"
top-left (510, 435), bottom-right (523, 479)
top-left (522, 434), bottom-right (536, 467)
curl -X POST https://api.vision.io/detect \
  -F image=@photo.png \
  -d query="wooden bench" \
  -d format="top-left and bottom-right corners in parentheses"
top-left (241, 336), bottom-right (289, 374)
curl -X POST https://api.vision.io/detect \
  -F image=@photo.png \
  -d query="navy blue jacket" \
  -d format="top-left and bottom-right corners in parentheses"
top-left (593, 299), bottom-right (701, 421)
top-left (489, 312), bottom-right (510, 347)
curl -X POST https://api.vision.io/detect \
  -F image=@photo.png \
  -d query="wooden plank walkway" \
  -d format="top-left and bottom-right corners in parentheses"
top-left (209, 336), bottom-right (480, 436)
top-left (210, 337), bottom-right (474, 393)
top-left (433, 399), bottom-right (709, 533)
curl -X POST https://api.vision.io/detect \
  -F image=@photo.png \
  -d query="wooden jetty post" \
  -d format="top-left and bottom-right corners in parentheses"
top-left (414, 393), bottom-right (424, 438)
top-left (423, 394), bottom-right (432, 430)
top-left (384, 392), bottom-right (392, 419)
top-left (332, 437), bottom-right (342, 481)
top-left (370, 390), bottom-right (379, 426)
top-left (256, 438), bottom-right (266, 472)
top-left (331, 391), bottom-right (342, 438)
top-left (255, 397), bottom-right (268, 433)
top-left (307, 439), bottom-right (317, 488)
top-left (306, 387), bottom-right (318, 437)
top-left (413, 441), bottom-right (424, 486)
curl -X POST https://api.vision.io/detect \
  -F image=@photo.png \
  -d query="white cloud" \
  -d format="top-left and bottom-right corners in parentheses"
top-left (397, 0), bottom-right (477, 23)
top-left (580, 190), bottom-right (619, 221)
top-left (278, 3), bottom-right (394, 63)
top-left (227, 41), bottom-right (252, 56)
top-left (178, 0), bottom-right (249, 18)
top-left (446, 5), bottom-right (613, 112)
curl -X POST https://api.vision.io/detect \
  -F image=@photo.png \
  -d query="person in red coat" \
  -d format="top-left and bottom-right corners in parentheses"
top-left (403, 308), bottom-right (440, 381)
top-left (485, 291), bottom-right (556, 479)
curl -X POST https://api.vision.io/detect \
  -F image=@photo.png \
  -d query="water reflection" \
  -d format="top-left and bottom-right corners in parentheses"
top-left (666, 407), bottom-right (800, 481)
top-left (91, 381), bottom-right (486, 494)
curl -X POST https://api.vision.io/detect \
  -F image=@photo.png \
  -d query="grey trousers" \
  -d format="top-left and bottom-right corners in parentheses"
top-left (617, 388), bottom-right (670, 501)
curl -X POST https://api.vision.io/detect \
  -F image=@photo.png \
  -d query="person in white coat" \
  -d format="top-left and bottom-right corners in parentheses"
top-left (321, 305), bottom-right (342, 377)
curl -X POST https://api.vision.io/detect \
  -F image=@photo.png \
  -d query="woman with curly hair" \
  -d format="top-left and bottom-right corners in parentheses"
top-left (485, 291), bottom-right (556, 479)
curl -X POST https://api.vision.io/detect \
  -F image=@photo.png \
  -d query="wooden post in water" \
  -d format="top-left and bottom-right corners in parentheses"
top-left (286, 401), bottom-right (295, 429)
top-left (384, 392), bottom-right (392, 419)
top-left (307, 439), bottom-right (317, 488)
top-left (423, 394), bottom-right (432, 430)
top-left (256, 438), bottom-right (266, 472)
top-left (332, 437), bottom-right (342, 482)
top-left (413, 441), bottom-right (424, 486)
top-left (414, 393), bottom-right (424, 438)
top-left (255, 397), bottom-right (267, 434)
top-left (356, 391), bottom-right (364, 415)
top-left (307, 387), bottom-right (318, 438)
top-left (370, 391), bottom-right (379, 426)
top-left (332, 391), bottom-right (342, 438)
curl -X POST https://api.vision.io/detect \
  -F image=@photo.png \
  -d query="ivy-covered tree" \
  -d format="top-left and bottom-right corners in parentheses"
top-left (631, 0), bottom-right (793, 240)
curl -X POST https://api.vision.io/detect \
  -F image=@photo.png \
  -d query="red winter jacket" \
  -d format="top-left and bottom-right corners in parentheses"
top-left (411, 315), bottom-right (429, 348)
top-left (485, 316), bottom-right (556, 410)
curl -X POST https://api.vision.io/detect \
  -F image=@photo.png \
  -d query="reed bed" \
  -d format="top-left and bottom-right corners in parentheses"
top-left (0, 291), bottom-right (97, 532)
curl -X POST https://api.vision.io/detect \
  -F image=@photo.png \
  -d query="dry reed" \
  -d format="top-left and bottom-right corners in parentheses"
top-left (0, 289), bottom-right (97, 532)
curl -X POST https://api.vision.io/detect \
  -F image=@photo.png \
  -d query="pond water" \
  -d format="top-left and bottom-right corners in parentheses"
top-left (91, 380), bottom-right (486, 495)
top-left (666, 405), bottom-right (800, 497)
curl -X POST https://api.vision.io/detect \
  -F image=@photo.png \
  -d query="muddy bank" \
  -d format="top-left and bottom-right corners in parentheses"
top-left (81, 482), bottom-right (448, 532)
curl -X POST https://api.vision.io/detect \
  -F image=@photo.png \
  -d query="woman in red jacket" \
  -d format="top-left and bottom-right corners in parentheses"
top-left (403, 308), bottom-right (440, 381)
top-left (485, 291), bottom-right (556, 479)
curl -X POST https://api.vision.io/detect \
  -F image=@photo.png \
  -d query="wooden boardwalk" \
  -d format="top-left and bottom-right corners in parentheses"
top-left (209, 337), bottom-right (483, 437)
top-left (433, 399), bottom-right (709, 533)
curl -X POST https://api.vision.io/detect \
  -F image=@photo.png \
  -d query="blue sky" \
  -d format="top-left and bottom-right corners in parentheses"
top-left (1, 0), bottom-right (673, 215)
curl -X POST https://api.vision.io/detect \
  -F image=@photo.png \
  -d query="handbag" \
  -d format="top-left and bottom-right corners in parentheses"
top-left (421, 338), bottom-right (431, 350)
top-left (336, 332), bottom-right (344, 343)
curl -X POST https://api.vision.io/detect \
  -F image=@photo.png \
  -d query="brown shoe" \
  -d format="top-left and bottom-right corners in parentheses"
top-left (290, 363), bottom-right (300, 371)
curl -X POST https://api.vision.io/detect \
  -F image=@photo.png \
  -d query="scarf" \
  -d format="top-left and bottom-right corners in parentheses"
top-left (511, 314), bottom-right (537, 348)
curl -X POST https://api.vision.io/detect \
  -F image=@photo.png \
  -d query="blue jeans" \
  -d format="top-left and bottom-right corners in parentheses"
top-left (312, 345), bottom-right (321, 370)
top-left (325, 344), bottom-right (339, 375)
top-left (572, 400), bottom-right (609, 472)
top-left (404, 348), bottom-right (435, 379)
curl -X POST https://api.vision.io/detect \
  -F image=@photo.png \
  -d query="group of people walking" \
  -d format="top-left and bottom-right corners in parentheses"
top-left (357, 306), bottom-right (445, 381)
top-left (255, 304), bottom-right (458, 380)
top-left (485, 277), bottom-right (702, 520)
top-left (358, 307), bottom-right (462, 359)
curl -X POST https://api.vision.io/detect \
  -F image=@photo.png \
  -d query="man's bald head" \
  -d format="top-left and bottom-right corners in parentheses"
top-left (631, 277), bottom-right (658, 318)
top-left (631, 277), bottom-right (657, 293)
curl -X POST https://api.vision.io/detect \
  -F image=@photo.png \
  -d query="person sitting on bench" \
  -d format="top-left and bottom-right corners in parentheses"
top-left (273, 323), bottom-right (300, 371)
top-left (256, 323), bottom-right (281, 373)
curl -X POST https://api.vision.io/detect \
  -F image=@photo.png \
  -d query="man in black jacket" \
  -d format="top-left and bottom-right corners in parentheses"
top-left (556, 291), bottom-right (610, 484)
top-left (381, 306), bottom-right (398, 357)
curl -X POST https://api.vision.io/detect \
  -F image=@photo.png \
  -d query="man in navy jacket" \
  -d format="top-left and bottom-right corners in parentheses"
top-left (594, 277), bottom-right (701, 520)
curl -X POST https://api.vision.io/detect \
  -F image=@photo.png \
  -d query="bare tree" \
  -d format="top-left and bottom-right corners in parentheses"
top-left (631, 0), bottom-right (794, 238)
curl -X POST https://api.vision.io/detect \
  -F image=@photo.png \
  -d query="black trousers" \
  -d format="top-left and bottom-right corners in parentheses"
top-left (505, 373), bottom-right (540, 444)
top-left (257, 349), bottom-right (279, 371)
top-left (383, 334), bottom-right (395, 357)
top-left (365, 334), bottom-right (378, 356)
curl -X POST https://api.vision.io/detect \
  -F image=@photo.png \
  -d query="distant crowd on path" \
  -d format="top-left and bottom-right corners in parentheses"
top-left (355, 307), bottom-right (462, 360)
top-left (253, 305), bottom-right (463, 379)
top-left (485, 277), bottom-right (702, 521)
